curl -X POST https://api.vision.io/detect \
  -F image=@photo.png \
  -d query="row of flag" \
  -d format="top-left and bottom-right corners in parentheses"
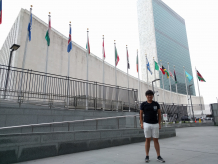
top-left (26, 7), bottom-right (206, 85)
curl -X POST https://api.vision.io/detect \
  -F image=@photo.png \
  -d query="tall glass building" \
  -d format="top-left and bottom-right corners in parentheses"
top-left (137, 0), bottom-right (195, 96)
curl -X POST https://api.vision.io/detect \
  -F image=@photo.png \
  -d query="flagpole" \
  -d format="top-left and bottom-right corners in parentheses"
top-left (174, 65), bottom-right (179, 105)
top-left (19, 5), bottom-right (32, 95)
top-left (102, 35), bottom-right (105, 110)
top-left (195, 67), bottom-right (203, 115)
top-left (183, 66), bottom-right (191, 116)
top-left (153, 57), bottom-right (157, 101)
top-left (168, 62), bottom-right (172, 104)
top-left (160, 60), bottom-right (165, 103)
top-left (86, 28), bottom-right (89, 110)
top-left (114, 40), bottom-right (118, 111)
top-left (160, 60), bottom-right (167, 114)
top-left (22, 5), bottom-right (32, 70)
top-left (126, 45), bottom-right (130, 112)
top-left (137, 50), bottom-right (141, 103)
top-left (67, 22), bottom-right (71, 107)
top-left (44, 12), bottom-right (51, 96)
top-left (145, 54), bottom-right (149, 90)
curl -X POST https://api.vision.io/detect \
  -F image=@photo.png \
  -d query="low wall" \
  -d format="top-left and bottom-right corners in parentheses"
top-left (164, 122), bottom-right (214, 128)
top-left (0, 104), bottom-right (136, 128)
top-left (0, 127), bottom-right (176, 164)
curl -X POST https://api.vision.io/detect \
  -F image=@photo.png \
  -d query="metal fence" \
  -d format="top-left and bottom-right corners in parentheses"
top-left (0, 65), bottom-right (138, 111)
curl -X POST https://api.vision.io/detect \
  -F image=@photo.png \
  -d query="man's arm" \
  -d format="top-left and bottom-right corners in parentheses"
top-left (140, 110), bottom-right (144, 129)
top-left (158, 109), bottom-right (161, 129)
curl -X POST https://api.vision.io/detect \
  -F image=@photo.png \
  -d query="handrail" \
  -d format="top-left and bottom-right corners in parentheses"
top-left (0, 114), bottom-right (139, 131)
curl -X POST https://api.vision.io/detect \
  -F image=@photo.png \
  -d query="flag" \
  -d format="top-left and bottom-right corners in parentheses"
top-left (127, 49), bottom-right (130, 69)
top-left (197, 70), bottom-right (206, 82)
top-left (162, 66), bottom-right (169, 78)
top-left (136, 54), bottom-right (139, 72)
top-left (86, 33), bottom-right (90, 55)
top-left (169, 71), bottom-right (174, 80)
top-left (0, 0), bottom-right (2, 24)
top-left (45, 15), bottom-right (51, 46)
top-left (27, 8), bottom-right (32, 41)
top-left (67, 25), bottom-right (72, 53)
top-left (115, 46), bottom-right (119, 66)
top-left (185, 71), bottom-right (193, 81)
top-left (174, 70), bottom-right (177, 83)
top-left (102, 38), bottom-right (105, 60)
top-left (146, 58), bottom-right (152, 75)
top-left (160, 66), bottom-right (165, 75)
top-left (155, 61), bottom-right (159, 71)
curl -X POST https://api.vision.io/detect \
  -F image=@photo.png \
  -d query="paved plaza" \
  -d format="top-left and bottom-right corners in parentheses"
top-left (17, 126), bottom-right (218, 164)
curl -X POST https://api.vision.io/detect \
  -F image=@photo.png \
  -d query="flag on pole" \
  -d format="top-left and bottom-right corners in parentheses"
top-left (160, 66), bottom-right (165, 75)
top-left (185, 71), bottom-right (193, 81)
top-left (155, 61), bottom-right (159, 71)
top-left (146, 58), bottom-right (152, 75)
top-left (67, 25), bottom-right (72, 53)
top-left (127, 49), bottom-right (130, 69)
top-left (27, 9), bottom-right (32, 41)
top-left (86, 33), bottom-right (90, 55)
top-left (136, 54), bottom-right (139, 72)
top-left (169, 71), bottom-right (174, 80)
top-left (162, 66), bottom-right (169, 78)
top-left (196, 70), bottom-right (206, 82)
top-left (115, 46), bottom-right (119, 66)
top-left (102, 37), bottom-right (105, 60)
top-left (45, 15), bottom-right (51, 46)
top-left (174, 70), bottom-right (177, 83)
top-left (0, 0), bottom-right (2, 24)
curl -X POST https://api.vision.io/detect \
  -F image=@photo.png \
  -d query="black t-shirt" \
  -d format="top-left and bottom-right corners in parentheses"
top-left (140, 101), bottom-right (160, 124)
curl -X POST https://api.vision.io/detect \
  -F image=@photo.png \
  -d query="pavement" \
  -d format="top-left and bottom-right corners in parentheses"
top-left (16, 126), bottom-right (218, 164)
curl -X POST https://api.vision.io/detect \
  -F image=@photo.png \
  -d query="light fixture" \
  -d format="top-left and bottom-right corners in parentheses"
top-left (10, 44), bottom-right (20, 51)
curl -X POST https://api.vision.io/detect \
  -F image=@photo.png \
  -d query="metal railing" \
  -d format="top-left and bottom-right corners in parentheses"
top-left (0, 64), bottom-right (138, 111)
top-left (0, 114), bottom-right (140, 134)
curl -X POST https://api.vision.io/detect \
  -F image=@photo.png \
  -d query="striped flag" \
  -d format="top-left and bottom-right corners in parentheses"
top-left (196, 70), bottom-right (206, 82)
top-left (136, 53), bottom-right (139, 72)
top-left (102, 37), bottom-right (105, 60)
top-left (0, 0), bottom-right (2, 24)
top-left (45, 14), bottom-right (51, 46)
top-left (115, 45), bottom-right (119, 66)
top-left (67, 24), bottom-right (72, 53)
top-left (127, 49), bottom-right (130, 69)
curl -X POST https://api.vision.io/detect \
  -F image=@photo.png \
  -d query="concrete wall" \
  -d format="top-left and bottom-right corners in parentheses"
top-left (1, 9), bottom-right (204, 105)
top-left (0, 127), bottom-right (176, 164)
top-left (0, 104), bottom-right (137, 128)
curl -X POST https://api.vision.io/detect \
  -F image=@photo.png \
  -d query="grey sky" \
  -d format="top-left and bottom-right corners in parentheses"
top-left (0, 0), bottom-right (217, 104)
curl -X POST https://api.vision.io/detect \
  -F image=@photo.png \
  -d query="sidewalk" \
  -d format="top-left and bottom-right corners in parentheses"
top-left (17, 126), bottom-right (218, 164)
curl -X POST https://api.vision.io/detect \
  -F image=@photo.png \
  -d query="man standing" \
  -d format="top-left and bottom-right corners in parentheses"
top-left (140, 90), bottom-right (165, 163)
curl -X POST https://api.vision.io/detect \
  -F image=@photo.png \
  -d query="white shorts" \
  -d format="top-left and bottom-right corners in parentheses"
top-left (143, 122), bottom-right (159, 138)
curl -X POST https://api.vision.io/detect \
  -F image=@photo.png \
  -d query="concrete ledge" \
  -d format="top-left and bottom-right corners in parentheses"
top-left (164, 122), bottom-right (214, 128)
top-left (0, 127), bottom-right (176, 164)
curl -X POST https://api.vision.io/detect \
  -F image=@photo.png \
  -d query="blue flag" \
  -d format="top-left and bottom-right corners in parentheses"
top-left (27, 11), bottom-right (32, 41)
top-left (67, 25), bottom-right (72, 53)
top-left (146, 58), bottom-right (152, 75)
top-left (185, 71), bottom-right (193, 82)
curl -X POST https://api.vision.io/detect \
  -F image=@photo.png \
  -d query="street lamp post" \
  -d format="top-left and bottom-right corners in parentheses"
top-left (188, 84), bottom-right (194, 121)
top-left (4, 44), bottom-right (20, 98)
top-left (152, 78), bottom-right (160, 101)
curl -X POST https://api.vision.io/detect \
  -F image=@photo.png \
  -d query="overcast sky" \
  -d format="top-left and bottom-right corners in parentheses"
top-left (0, 0), bottom-right (218, 105)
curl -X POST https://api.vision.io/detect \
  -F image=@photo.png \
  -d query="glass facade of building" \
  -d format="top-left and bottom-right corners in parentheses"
top-left (152, 0), bottom-right (195, 95)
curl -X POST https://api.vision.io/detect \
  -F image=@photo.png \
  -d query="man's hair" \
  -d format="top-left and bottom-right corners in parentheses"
top-left (145, 90), bottom-right (154, 96)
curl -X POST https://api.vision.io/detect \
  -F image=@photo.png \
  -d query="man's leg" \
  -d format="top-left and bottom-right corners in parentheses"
top-left (153, 138), bottom-right (160, 156)
top-left (145, 138), bottom-right (151, 156)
